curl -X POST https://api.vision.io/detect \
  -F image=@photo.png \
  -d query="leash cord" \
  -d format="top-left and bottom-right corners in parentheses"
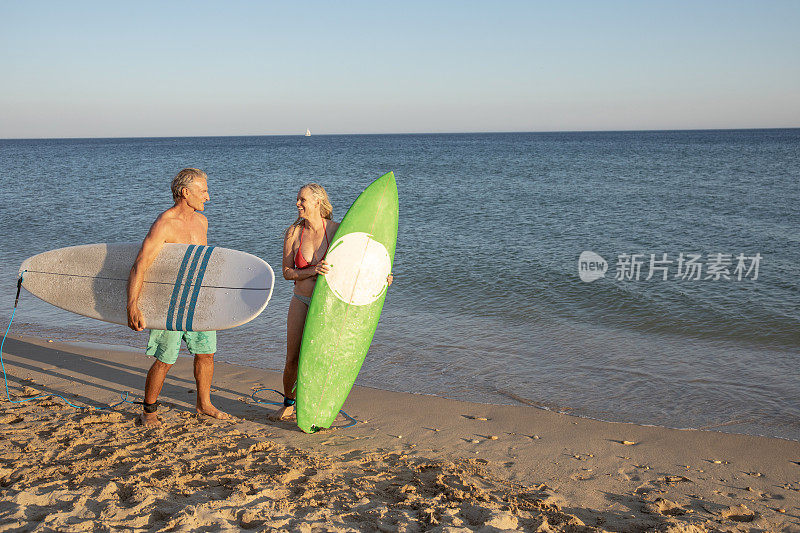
top-left (251, 387), bottom-right (358, 429)
top-left (1, 273), bottom-right (135, 410)
top-left (3, 273), bottom-right (355, 428)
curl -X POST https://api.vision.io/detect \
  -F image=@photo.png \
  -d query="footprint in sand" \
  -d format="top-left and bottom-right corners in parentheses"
top-left (659, 474), bottom-right (692, 484)
top-left (618, 468), bottom-right (641, 482)
top-left (80, 412), bottom-right (123, 425)
top-left (570, 470), bottom-right (596, 481)
top-left (0, 414), bottom-right (24, 424)
top-left (642, 497), bottom-right (688, 516)
top-left (720, 504), bottom-right (757, 522)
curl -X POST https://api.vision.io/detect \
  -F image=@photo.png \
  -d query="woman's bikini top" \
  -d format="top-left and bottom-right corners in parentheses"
top-left (294, 220), bottom-right (329, 269)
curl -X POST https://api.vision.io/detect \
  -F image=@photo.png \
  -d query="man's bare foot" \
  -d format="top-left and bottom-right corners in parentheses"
top-left (268, 404), bottom-right (295, 421)
top-left (195, 404), bottom-right (231, 420)
top-left (139, 411), bottom-right (161, 427)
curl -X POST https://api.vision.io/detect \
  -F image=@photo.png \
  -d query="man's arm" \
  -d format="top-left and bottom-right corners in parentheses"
top-left (127, 219), bottom-right (170, 331)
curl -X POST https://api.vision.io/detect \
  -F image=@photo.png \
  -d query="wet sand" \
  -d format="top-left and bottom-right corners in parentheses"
top-left (1, 333), bottom-right (798, 532)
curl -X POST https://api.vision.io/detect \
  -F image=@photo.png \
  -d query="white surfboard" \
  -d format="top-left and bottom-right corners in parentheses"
top-left (18, 243), bottom-right (274, 331)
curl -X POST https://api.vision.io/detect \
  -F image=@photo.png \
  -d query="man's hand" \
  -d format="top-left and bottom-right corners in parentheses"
top-left (127, 305), bottom-right (146, 331)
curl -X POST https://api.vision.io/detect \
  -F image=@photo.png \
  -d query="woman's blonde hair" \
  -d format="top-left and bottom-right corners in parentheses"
top-left (290, 183), bottom-right (333, 229)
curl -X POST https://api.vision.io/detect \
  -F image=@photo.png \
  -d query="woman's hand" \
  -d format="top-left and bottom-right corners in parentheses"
top-left (314, 260), bottom-right (330, 276)
top-left (387, 273), bottom-right (393, 286)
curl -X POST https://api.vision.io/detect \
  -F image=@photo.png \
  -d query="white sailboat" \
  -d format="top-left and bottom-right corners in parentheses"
top-left (305, 128), bottom-right (311, 137)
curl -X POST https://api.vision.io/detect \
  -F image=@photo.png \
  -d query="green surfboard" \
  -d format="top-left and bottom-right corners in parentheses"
top-left (296, 171), bottom-right (398, 433)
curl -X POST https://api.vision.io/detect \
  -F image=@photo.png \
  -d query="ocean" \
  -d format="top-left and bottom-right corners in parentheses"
top-left (1, 130), bottom-right (798, 439)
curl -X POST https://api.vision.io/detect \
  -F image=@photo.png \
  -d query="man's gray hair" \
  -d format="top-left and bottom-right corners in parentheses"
top-left (171, 168), bottom-right (207, 203)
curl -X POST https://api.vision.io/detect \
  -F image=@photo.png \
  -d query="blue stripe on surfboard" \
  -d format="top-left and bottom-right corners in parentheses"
top-left (175, 246), bottom-right (204, 331)
top-left (185, 246), bottom-right (215, 331)
top-left (166, 244), bottom-right (196, 331)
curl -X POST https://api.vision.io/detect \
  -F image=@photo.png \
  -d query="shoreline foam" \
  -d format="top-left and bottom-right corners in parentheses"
top-left (4, 314), bottom-right (797, 443)
top-left (55, 337), bottom-right (800, 444)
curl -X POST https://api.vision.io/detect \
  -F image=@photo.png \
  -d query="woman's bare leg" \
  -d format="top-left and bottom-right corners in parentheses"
top-left (271, 296), bottom-right (308, 420)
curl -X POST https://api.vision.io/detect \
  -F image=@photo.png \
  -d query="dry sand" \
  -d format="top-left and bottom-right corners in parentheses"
top-left (0, 333), bottom-right (798, 532)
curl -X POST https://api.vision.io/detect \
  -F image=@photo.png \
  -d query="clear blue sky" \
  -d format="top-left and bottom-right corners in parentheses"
top-left (1, 1), bottom-right (798, 138)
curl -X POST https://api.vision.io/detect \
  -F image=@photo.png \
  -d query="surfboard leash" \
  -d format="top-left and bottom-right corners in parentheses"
top-left (250, 387), bottom-right (358, 430)
top-left (2, 275), bottom-right (354, 425)
top-left (1, 272), bottom-right (134, 411)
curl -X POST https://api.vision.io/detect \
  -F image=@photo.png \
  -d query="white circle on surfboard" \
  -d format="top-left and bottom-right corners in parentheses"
top-left (325, 232), bottom-right (391, 306)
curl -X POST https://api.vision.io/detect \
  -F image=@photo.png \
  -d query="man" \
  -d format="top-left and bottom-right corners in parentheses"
top-left (127, 168), bottom-right (230, 427)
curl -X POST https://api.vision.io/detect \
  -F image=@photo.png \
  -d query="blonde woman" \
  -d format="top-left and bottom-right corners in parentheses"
top-left (272, 183), bottom-right (392, 420)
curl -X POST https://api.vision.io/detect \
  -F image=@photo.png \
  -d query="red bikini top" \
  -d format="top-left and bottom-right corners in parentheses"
top-left (294, 220), bottom-right (329, 269)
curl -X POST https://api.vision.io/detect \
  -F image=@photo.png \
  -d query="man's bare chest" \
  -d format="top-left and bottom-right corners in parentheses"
top-left (168, 222), bottom-right (207, 245)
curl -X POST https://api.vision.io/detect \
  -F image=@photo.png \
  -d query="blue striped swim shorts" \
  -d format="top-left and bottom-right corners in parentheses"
top-left (146, 329), bottom-right (217, 365)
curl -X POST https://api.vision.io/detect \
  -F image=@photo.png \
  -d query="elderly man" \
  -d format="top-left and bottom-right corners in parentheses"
top-left (127, 168), bottom-right (230, 426)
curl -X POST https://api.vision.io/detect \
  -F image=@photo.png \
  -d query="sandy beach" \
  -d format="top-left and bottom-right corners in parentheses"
top-left (0, 333), bottom-right (798, 532)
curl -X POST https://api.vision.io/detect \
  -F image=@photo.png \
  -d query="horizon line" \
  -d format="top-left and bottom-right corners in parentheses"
top-left (1, 126), bottom-right (798, 141)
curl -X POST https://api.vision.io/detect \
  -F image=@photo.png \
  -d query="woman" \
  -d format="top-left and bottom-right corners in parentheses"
top-left (272, 183), bottom-right (392, 420)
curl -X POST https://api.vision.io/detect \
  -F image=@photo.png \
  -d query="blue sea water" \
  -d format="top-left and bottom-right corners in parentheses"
top-left (0, 130), bottom-right (798, 439)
